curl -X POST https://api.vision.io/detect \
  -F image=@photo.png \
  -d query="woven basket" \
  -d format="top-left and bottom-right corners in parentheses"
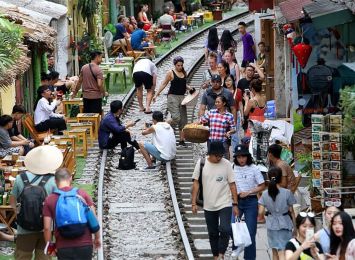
top-left (310, 197), bottom-right (324, 213)
top-left (183, 124), bottom-right (209, 143)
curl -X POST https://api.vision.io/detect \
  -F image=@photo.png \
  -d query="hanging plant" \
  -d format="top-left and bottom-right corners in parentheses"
top-left (77, 0), bottom-right (98, 36)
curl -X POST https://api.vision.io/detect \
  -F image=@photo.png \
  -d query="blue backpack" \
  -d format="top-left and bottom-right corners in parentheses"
top-left (54, 188), bottom-right (88, 238)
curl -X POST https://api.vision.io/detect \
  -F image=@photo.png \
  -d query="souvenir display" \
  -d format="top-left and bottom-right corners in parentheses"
top-left (311, 114), bottom-right (343, 207)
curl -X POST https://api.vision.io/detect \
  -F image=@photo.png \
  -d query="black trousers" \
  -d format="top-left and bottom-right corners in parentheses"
top-left (35, 118), bottom-right (67, 132)
top-left (102, 131), bottom-right (139, 150)
top-left (57, 245), bottom-right (93, 260)
top-left (83, 98), bottom-right (102, 114)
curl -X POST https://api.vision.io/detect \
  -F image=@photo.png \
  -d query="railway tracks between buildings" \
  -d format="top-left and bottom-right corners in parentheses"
top-left (96, 11), bottom-right (255, 260)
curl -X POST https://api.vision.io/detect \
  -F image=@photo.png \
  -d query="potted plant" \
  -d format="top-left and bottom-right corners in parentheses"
top-left (340, 85), bottom-right (355, 175)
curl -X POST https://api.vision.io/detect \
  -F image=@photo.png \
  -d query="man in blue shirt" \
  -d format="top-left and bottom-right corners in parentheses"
top-left (98, 100), bottom-right (139, 150)
top-left (131, 22), bottom-right (149, 50)
top-left (113, 16), bottom-right (130, 46)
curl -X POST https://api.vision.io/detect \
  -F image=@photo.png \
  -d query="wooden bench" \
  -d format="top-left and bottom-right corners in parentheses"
top-left (23, 114), bottom-right (53, 145)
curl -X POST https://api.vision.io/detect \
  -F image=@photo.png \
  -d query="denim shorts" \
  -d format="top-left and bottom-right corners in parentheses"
top-left (144, 142), bottom-right (166, 162)
top-left (267, 229), bottom-right (292, 250)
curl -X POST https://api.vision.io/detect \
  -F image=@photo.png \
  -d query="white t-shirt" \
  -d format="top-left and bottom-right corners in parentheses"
top-left (192, 158), bottom-right (235, 211)
top-left (133, 59), bottom-right (157, 76)
top-left (233, 164), bottom-right (265, 194)
top-left (152, 122), bottom-right (176, 160)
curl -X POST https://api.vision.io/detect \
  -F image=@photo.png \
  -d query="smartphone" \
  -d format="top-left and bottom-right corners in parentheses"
top-left (306, 228), bottom-right (314, 241)
top-left (145, 122), bottom-right (152, 128)
top-left (134, 119), bottom-right (141, 123)
top-left (245, 89), bottom-right (250, 96)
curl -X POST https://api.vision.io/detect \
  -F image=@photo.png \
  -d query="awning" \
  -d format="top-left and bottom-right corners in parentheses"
top-left (0, 0), bottom-right (67, 25)
top-left (279, 0), bottom-right (313, 22)
top-left (0, 6), bottom-right (57, 51)
top-left (303, 0), bottom-right (354, 29)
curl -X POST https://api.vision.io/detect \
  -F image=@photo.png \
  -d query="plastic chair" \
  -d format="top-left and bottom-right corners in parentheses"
top-left (160, 24), bottom-right (174, 49)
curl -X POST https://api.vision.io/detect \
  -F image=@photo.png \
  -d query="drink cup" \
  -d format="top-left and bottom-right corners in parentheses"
top-left (12, 153), bottom-right (19, 161)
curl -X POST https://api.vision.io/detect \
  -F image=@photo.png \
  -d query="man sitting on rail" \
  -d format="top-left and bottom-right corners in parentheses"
top-left (98, 100), bottom-right (140, 151)
top-left (138, 111), bottom-right (176, 170)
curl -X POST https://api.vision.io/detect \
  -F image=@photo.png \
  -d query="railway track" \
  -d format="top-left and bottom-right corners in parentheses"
top-left (96, 10), bottom-right (255, 260)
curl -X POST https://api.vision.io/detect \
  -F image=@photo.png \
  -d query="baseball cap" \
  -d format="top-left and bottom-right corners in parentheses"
top-left (211, 74), bottom-right (221, 82)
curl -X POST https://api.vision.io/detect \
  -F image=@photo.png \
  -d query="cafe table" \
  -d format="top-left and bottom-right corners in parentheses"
top-left (62, 98), bottom-right (84, 117)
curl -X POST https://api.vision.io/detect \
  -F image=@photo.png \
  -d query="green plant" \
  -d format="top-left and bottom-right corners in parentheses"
top-left (0, 16), bottom-right (23, 87)
top-left (77, 34), bottom-right (102, 69)
top-left (103, 23), bottom-right (116, 35)
top-left (77, 0), bottom-right (98, 36)
top-left (297, 152), bottom-right (312, 176)
top-left (340, 85), bottom-right (355, 156)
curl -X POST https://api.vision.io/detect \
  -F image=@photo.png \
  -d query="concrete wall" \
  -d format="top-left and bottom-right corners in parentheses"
top-left (53, 17), bottom-right (69, 79)
top-left (0, 84), bottom-right (16, 115)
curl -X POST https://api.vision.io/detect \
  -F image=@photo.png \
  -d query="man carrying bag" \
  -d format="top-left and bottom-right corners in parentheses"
top-left (191, 141), bottom-right (238, 260)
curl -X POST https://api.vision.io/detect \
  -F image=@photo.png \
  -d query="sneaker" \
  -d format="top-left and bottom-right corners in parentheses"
top-left (141, 165), bottom-right (157, 172)
top-left (178, 140), bottom-right (187, 147)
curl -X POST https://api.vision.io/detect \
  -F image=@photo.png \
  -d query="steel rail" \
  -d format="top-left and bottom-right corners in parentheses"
top-left (96, 10), bottom-right (250, 260)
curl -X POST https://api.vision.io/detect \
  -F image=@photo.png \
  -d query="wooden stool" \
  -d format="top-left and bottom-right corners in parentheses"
top-left (0, 206), bottom-right (16, 235)
top-left (69, 122), bottom-right (94, 147)
top-left (76, 113), bottom-right (101, 140)
top-left (51, 135), bottom-right (76, 154)
top-left (67, 129), bottom-right (87, 157)
top-left (203, 11), bottom-right (213, 22)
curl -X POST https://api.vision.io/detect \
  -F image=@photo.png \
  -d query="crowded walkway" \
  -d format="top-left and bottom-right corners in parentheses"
top-left (1, 0), bottom-right (355, 259)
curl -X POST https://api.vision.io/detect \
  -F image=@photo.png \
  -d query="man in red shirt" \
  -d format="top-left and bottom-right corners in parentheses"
top-left (73, 50), bottom-right (108, 114)
top-left (43, 168), bottom-right (101, 259)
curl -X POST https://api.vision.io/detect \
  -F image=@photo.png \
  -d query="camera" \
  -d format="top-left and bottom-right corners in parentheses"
top-left (145, 122), bottom-right (152, 128)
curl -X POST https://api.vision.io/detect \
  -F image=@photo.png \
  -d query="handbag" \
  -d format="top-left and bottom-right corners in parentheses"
top-left (232, 217), bottom-right (252, 247)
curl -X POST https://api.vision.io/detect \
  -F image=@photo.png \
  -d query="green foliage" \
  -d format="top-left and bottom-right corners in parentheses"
top-left (340, 85), bottom-right (355, 154)
top-left (0, 16), bottom-right (23, 74)
top-left (103, 23), bottom-right (116, 35)
top-left (297, 152), bottom-right (312, 175)
top-left (77, 0), bottom-right (97, 22)
top-left (77, 34), bottom-right (102, 69)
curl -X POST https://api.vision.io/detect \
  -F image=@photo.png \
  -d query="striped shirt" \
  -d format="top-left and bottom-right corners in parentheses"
top-left (200, 109), bottom-right (235, 142)
top-left (233, 164), bottom-right (265, 194)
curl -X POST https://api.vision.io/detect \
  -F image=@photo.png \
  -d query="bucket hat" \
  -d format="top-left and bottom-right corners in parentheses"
top-left (24, 145), bottom-right (63, 175)
top-left (234, 144), bottom-right (250, 156)
top-left (208, 141), bottom-right (225, 155)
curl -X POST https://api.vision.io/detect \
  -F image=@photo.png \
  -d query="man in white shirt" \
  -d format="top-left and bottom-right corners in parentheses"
top-left (138, 111), bottom-right (176, 170)
top-left (34, 86), bottom-right (67, 134)
top-left (132, 58), bottom-right (157, 114)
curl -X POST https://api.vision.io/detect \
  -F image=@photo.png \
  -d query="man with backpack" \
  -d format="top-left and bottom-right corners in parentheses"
top-left (10, 145), bottom-right (63, 260)
top-left (43, 168), bottom-right (101, 259)
top-left (191, 141), bottom-right (238, 260)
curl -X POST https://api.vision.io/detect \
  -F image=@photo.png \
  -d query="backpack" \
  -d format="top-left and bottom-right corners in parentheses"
top-left (196, 157), bottom-right (205, 207)
top-left (17, 173), bottom-right (52, 231)
top-left (118, 146), bottom-right (136, 170)
top-left (54, 187), bottom-right (88, 238)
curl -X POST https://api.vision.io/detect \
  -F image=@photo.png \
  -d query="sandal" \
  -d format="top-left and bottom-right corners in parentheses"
top-left (144, 110), bottom-right (153, 114)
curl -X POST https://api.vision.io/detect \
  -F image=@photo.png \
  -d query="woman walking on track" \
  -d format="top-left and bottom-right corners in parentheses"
top-left (199, 95), bottom-right (235, 159)
top-left (153, 56), bottom-right (192, 146)
top-left (258, 166), bottom-right (296, 260)
top-left (231, 144), bottom-right (265, 259)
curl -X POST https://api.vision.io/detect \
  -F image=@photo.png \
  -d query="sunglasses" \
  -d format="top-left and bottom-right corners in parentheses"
top-left (299, 212), bottom-right (315, 218)
top-left (325, 200), bottom-right (342, 207)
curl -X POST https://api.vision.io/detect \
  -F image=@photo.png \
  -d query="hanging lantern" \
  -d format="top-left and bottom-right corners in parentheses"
top-left (292, 43), bottom-right (312, 68)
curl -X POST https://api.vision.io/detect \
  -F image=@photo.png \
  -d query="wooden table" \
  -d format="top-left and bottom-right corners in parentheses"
top-left (62, 98), bottom-right (84, 117)
top-left (0, 205), bottom-right (16, 235)
top-left (76, 113), bottom-right (101, 140)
